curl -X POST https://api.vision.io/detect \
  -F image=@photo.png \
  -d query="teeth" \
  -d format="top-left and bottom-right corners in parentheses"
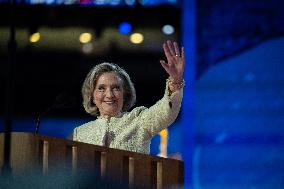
top-left (105, 101), bottom-right (115, 104)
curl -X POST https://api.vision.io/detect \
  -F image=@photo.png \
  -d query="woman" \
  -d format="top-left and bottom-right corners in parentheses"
top-left (73, 40), bottom-right (185, 154)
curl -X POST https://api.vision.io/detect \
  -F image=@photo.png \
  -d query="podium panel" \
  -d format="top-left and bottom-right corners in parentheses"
top-left (0, 132), bottom-right (183, 189)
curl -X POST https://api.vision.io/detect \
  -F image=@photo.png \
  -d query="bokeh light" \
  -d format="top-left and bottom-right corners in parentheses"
top-left (79, 32), bottom-right (92, 43)
top-left (118, 22), bottom-right (132, 35)
top-left (29, 32), bottom-right (41, 43)
top-left (82, 43), bottom-right (93, 54)
top-left (162, 24), bottom-right (175, 35)
top-left (130, 33), bottom-right (144, 44)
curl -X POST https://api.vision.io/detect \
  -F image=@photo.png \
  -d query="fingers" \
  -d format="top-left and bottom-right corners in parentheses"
top-left (164, 40), bottom-right (181, 57)
top-left (167, 40), bottom-right (175, 56)
top-left (181, 47), bottom-right (185, 65)
top-left (173, 42), bottom-right (180, 57)
top-left (160, 60), bottom-right (166, 65)
top-left (160, 60), bottom-right (170, 73)
top-left (162, 40), bottom-right (184, 67)
top-left (161, 41), bottom-right (185, 80)
top-left (163, 43), bottom-right (173, 61)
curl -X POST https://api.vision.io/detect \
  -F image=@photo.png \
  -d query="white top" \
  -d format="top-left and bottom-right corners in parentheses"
top-left (73, 81), bottom-right (183, 154)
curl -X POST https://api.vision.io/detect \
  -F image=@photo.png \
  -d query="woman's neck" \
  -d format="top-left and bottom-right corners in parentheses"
top-left (99, 112), bottom-right (122, 119)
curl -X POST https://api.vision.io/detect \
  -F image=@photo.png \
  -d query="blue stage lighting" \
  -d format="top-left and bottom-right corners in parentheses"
top-left (118, 22), bottom-right (132, 35)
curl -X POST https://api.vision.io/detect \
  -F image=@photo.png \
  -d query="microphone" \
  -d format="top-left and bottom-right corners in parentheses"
top-left (35, 93), bottom-right (76, 134)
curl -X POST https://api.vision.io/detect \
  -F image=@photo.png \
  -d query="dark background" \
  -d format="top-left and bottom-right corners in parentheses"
top-left (1, 0), bottom-right (284, 188)
top-left (0, 5), bottom-right (181, 117)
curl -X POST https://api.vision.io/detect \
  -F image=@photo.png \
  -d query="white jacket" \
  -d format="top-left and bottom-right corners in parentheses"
top-left (73, 81), bottom-right (183, 154)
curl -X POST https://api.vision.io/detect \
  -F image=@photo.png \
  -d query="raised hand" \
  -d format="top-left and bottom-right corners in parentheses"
top-left (160, 40), bottom-right (185, 83)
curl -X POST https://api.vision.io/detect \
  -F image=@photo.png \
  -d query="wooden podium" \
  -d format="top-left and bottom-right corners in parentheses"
top-left (0, 132), bottom-right (183, 189)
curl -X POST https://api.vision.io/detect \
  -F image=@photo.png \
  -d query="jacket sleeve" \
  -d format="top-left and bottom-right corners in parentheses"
top-left (137, 79), bottom-right (183, 140)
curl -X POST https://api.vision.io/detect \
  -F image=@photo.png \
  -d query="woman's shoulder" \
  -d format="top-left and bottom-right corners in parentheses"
top-left (123, 106), bottom-right (148, 118)
top-left (75, 119), bottom-right (98, 131)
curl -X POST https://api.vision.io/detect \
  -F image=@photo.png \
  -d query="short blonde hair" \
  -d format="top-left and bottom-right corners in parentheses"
top-left (82, 62), bottom-right (136, 116)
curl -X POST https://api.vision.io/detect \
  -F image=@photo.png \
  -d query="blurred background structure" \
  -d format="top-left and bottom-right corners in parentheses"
top-left (1, 0), bottom-right (284, 188)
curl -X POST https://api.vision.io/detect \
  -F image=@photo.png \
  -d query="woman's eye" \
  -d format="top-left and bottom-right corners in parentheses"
top-left (98, 86), bottom-right (105, 91)
top-left (113, 86), bottom-right (121, 91)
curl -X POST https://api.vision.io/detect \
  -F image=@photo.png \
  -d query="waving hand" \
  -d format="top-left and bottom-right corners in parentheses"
top-left (160, 40), bottom-right (185, 83)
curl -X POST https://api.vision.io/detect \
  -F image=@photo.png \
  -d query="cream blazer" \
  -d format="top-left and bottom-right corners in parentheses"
top-left (73, 81), bottom-right (183, 154)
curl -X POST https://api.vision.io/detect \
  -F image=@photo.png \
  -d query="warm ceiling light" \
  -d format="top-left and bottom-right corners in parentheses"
top-left (130, 33), bottom-right (144, 44)
top-left (30, 32), bottom-right (40, 43)
top-left (79, 33), bottom-right (92, 43)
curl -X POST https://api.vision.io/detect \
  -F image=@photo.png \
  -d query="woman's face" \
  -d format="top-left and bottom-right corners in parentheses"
top-left (93, 71), bottom-right (124, 118)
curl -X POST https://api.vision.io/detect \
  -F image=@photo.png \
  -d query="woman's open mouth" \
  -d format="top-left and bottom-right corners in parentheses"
top-left (104, 101), bottom-right (116, 105)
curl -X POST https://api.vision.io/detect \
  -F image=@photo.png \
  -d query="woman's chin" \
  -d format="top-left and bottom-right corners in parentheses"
top-left (99, 104), bottom-right (122, 117)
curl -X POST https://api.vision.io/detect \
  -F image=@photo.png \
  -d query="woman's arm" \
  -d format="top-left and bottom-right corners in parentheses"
top-left (137, 80), bottom-right (183, 139)
top-left (137, 41), bottom-right (185, 139)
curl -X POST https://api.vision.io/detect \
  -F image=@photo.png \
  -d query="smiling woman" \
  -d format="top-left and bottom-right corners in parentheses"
top-left (93, 72), bottom-right (124, 118)
top-left (73, 41), bottom-right (185, 154)
top-left (81, 62), bottom-right (136, 117)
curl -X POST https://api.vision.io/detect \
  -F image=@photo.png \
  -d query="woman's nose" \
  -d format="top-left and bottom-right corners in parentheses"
top-left (105, 88), bottom-right (114, 97)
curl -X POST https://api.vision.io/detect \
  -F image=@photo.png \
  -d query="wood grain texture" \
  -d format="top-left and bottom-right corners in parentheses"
top-left (0, 132), bottom-right (183, 188)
